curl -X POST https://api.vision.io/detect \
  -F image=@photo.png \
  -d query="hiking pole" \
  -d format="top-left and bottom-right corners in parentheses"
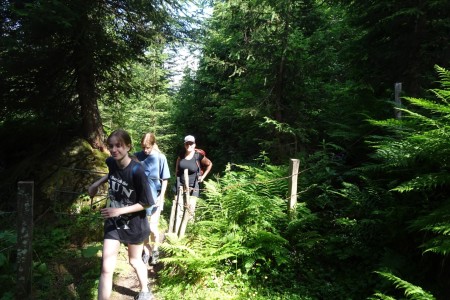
top-left (178, 169), bottom-right (190, 238)
top-left (174, 186), bottom-right (184, 235)
top-left (169, 184), bottom-right (181, 234)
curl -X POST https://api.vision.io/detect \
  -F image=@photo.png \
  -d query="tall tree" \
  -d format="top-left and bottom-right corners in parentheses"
top-left (1, 0), bottom-right (190, 149)
top-left (331, 0), bottom-right (450, 97)
top-left (100, 46), bottom-right (177, 155)
top-left (174, 0), bottom-right (347, 166)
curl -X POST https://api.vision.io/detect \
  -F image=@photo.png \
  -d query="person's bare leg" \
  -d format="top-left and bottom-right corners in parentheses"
top-left (128, 243), bottom-right (149, 292)
top-left (143, 238), bottom-right (151, 256)
top-left (98, 239), bottom-right (120, 300)
top-left (149, 209), bottom-right (161, 251)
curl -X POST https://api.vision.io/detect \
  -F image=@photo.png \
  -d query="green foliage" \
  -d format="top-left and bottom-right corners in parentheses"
top-left (409, 200), bottom-right (450, 256)
top-left (0, 0), bottom-right (194, 151)
top-left (1, 0), bottom-right (450, 299)
top-left (173, 0), bottom-right (351, 167)
top-left (99, 51), bottom-right (176, 153)
top-left (368, 66), bottom-right (450, 195)
top-left (331, 0), bottom-right (450, 98)
top-left (286, 136), bottom-right (409, 299)
top-left (63, 206), bottom-right (104, 246)
top-left (159, 160), bottom-right (311, 298)
top-left (0, 229), bottom-right (16, 298)
top-left (370, 271), bottom-right (436, 300)
top-left (364, 66), bottom-right (450, 299)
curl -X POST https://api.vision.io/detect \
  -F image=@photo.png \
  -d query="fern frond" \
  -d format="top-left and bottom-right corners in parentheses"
top-left (408, 201), bottom-right (450, 255)
top-left (403, 96), bottom-right (450, 115)
top-left (434, 65), bottom-right (450, 89)
top-left (368, 292), bottom-right (396, 300)
top-left (421, 237), bottom-right (450, 256)
top-left (392, 173), bottom-right (450, 193)
top-left (375, 271), bottom-right (436, 300)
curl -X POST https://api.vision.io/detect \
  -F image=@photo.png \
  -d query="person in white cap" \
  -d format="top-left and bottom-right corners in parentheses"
top-left (173, 135), bottom-right (212, 223)
top-left (176, 135), bottom-right (212, 190)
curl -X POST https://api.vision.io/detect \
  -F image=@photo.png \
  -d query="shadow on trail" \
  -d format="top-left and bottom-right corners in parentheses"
top-left (112, 284), bottom-right (136, 297)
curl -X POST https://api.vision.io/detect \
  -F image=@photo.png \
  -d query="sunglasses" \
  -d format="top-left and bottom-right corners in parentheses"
top-left (185, 141), bottom-right (195, 146)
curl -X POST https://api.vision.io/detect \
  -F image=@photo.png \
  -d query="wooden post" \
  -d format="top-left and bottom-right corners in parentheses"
top-left (395, 82), bottom-right (402, 119)
top-left (17, 181), bottom-right (34, 300)
top-left (288, 159), bottom-right (300, 217)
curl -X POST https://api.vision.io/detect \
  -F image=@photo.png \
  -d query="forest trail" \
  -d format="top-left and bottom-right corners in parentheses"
top-left (110, 245), bottom-right (163, 300)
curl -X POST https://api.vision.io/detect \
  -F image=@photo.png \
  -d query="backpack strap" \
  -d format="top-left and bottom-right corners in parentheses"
top-left (130, 163), bottom-right (141, 191)
top-left (194, 150), bottom-right (200, 175)
top-left (194, 150), bottom-right (202, 175)
top-left (131, 163), bottom-right (140, 178)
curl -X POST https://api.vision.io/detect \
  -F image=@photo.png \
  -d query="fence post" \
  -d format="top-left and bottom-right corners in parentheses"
top-left (288, 159), bottom-right (300, 218)
top-left (17, 181), bottom-right (34, 300)
top-left (395, 82), bottom-right (402, 119)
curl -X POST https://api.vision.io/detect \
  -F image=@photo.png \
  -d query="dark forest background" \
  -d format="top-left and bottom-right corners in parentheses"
top-left (1, 0), bottom-right (450, 299)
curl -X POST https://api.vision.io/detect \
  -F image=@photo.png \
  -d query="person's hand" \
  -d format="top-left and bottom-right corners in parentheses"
top-left (88, 184), bottom-right (98, 198)
top-left (198, 175), bottom-right (203, 183)
top-left (100, 207), bottom-right (121, 219)
top-left (88, 175), bottom-right (108, 198)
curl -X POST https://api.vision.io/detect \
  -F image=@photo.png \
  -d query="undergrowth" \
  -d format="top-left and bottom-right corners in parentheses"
top-left (157, 158), bottom-right (314, 299)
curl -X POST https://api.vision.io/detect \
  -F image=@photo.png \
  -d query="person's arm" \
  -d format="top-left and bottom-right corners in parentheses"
top-left (199, 157), bottom-right (212, 182)
top-left (88, 175), bottom-right (108, 197)
top-left (100, 203), bottom-right (145, 219)
top-left (159, 179), bottom-right (168, 206)
top-left (159, 155), bottom-right (170, 204)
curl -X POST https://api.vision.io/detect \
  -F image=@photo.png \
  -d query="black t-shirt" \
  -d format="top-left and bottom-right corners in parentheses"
top-left (176, 151), bottom-right (204, 197)
top-left (177, 151), bottom-right (204, 187)
top-left (104, 157), bottom-right (154, 244)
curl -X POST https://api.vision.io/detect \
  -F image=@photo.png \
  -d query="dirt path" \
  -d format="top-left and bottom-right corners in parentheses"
top-left (109, 245), bottom-right (162, 300)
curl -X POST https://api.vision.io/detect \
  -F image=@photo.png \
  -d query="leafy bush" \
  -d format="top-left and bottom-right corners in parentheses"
top-left (367, 66), bottom-right (450, 299)
top-left (158, 159), bottom-right (312, 299)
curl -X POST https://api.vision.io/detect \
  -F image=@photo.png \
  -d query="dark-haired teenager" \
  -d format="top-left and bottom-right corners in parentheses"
top-left (88, 129), bottom-right (155, 300)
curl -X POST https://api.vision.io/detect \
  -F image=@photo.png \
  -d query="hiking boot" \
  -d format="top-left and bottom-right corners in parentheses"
top-left (151, 250), bottom-right (160, 264)
top-left (142, 253), bottom-right (150, 265)
top-left (134, 290), bottom-right (154, 300)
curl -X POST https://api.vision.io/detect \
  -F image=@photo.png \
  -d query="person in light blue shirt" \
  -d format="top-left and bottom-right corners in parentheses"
top-left (134, 132), bottom-right (170, 264)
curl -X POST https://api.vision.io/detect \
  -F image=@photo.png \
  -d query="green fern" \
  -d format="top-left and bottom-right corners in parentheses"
top-left (366, 66), bottom-right (450, 300)
top-left (392, 173), bottom-right (450, 193)
top-left (368, 66), bottom-right (450, 194)
top-left (370, 271), bottom-right (435, 300)
top-left (434, 65), bottom-right (450, 90)
top-left (408, 201), bottom-right (450, 256)
top-left (160, 161), bottom-right (291, 287)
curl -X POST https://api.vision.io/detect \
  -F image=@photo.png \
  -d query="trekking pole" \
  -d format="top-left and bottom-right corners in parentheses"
top-left (178, 169), bottom-right (191, 238)
top-left (168, 192), bottom-right (177, 234)
top-left (174, 186), bottom-right (184, 235)
top-left (169, 182), bottom-right (182, 234)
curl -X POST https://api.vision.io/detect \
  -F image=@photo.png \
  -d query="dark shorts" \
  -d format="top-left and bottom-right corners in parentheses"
top-left (104, 228), bottom-right (120, 241)
top-left (104, 218), bottom-right (148, 245)
top-left (104, 228), bottom-right (145, 245)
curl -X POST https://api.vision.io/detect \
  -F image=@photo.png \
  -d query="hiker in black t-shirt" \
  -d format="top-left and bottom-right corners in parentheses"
top-left (175, 135), bottom-right (212, 197)
top-left (88, 129), bottom-right (155, 300)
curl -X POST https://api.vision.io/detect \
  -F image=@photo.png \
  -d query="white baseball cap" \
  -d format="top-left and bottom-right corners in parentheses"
top-left (184, 135), bottom-right (195, 143)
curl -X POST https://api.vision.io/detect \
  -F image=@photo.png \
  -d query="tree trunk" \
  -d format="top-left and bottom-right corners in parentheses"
top-left (73, 11), bottom-right (106, 151)
top-left (76, 65), bottom-right (106, 151)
